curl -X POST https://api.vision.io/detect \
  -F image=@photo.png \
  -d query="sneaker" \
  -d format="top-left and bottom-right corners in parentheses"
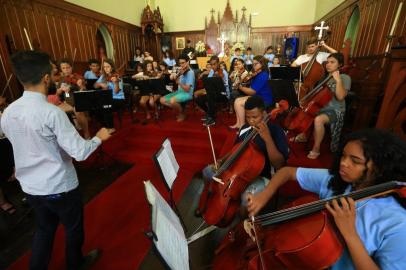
top-left (203, 118), bottom-right (216, 126)
top-left (79, 249), bottom-right (101, 270)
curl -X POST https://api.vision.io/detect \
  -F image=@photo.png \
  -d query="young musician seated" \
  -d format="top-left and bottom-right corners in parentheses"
top-left (133, 60), bottom-right (161, 122)
top-left (270, 57), bottom-right (281, 67)
top-left (193, 62), bottom-right (212, 99)
top-left (203, 96), bottom-right (288, 206)
top-left (195, 56), bottom-right (229, 126)
top-left (230, 47), bottom-right (243, 64)
top-left (230, 56), bottom-right (273, 130)
top-left (291, 38), bottom-right (337, 67)
top-left (58, 59), bottom-right (90, 138)
top-left (143, 51), bottom-right (153, 62)
top-left (83, 59), bottom-right (100, 80)
top-left (160, 55), bottom-right (195, 122)
top-left (134, 47), bottom-right (144, 63)
top-left (296, 53), bottom-right (351, 159)
top-left (247, 129), bottom-right (406, 270)
top-left (162, 50), bottom-right (176, 69)
top-left (264, 46), bottom-right (275, 68)
top-left (83, 59), bottom-right (101, 90)
top-left (244, 47), bottom-right (254, 71)
top-left (230, 58), bottom-right (249, 101)
top-left (95, 59), bottom-right (125, 132)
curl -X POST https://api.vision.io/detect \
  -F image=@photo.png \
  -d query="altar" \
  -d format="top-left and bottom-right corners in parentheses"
top-left (196, 56), bottom-right (231, 70)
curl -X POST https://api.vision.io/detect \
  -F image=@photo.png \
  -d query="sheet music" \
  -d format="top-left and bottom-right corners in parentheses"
top-left (157, 139), bottom-right (179, 189)
top-left (144, 181), bottom-right (189, 270)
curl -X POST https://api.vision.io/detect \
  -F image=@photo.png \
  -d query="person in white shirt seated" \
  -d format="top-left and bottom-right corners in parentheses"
top-left (1, 50), bottom-right (111, 270)
top-left (144, 51), bottom-right (153, 62)
top-left (162, 50), bottom-right (176, 69)
top-left (134, 47), bottom-right (144, 63)
top-left (230, 47), bottom-right (243, 64)
top-left (244, 47), bottom-right (254, 71)
top-left (291, 38), bottom-right (337, 68)
top-left (270, 57), bottom-right (281, 67)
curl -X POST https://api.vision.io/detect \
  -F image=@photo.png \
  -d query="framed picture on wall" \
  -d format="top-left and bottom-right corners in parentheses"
top-left (176, 37), bottom-right (185, 50)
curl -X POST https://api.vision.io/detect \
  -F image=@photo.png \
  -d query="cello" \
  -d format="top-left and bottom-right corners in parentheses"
top-left (298, 21), bottom-right (330, 101)
top-left (213, 181), bottom-right (406, 270)
top-left (197, 116), bottom-right (271, 227)
top-left (278, 74), bottom-right (334, 134)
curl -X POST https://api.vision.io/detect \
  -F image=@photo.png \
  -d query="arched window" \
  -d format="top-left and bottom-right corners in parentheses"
top-left (344, 6), bottom-right (360, 54)
top-left (97, 24), bottom-right (114, 60)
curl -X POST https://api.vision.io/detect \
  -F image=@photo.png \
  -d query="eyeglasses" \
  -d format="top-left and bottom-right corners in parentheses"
top-left (179, 61), bottom-right (187, 65)
top-left (253, 62), bottom-right (260, 66)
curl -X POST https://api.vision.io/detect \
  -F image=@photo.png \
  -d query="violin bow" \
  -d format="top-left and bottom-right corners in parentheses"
top-left (206, 125), bottom-right (219, 170)
top-left (1, 74), bottom-right (13, 97)
top-left (23, 28), bottom-right (33, 50)
top-left (71, 48), bottom-right (77, 70)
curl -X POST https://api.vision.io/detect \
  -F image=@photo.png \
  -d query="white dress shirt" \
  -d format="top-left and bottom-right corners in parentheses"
top-left (1, 91), bottom-right (101, 195)
top-left (293, 51), bottom-right (330, 66)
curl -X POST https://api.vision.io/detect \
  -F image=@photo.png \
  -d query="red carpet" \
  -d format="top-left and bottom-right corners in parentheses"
top-left (7, 108), bottom-right (332, 270)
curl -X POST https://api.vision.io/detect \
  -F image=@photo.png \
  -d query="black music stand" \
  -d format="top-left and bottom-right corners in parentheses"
top-left (269, 67), bottom-right (300, 107)
top-left (152, 138), bottom-right (187, 233)
top-left (74, 90), bottom-right (116, 169)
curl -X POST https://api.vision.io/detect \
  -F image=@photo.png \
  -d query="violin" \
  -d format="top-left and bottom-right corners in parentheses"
top-left (213, 181), bottom-right (406, 270)
top-left (61, 73), bottom-right (85, 89)
top-left (105, 72), bottom-right (120, 82)
top-left (239, 69), bottom-right (261, 88)
top-left (197, 115), bottom-right (272, 227)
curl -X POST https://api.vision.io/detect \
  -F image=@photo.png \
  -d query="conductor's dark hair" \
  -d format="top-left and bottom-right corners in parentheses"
top-left (11, 50), bottom-right (52, 85)
top-left (327, 53), bottom-right (344, 67)
top-left (244, 96), bottom-right (265, 111)
top-left (328, 129), bottom-right (406, 208)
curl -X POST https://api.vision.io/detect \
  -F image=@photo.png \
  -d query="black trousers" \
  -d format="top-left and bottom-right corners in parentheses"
top-left (26, 187), bottom-right (84, 270)
top-left (196, 77), bottom-right (227, 119)
top-left (195, 93), bottom-right (228, 119)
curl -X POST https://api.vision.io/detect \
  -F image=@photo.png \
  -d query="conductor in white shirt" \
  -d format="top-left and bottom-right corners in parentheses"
top-left (291, 38), bottom-right (337, 67)
top-left (1, 51), bottom-right (111, 270)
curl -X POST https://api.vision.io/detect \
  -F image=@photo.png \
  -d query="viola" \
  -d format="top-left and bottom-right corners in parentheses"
top-left (213, 181), bottom-right (406, 270)
top-left (197, 116), bottom-right (271, 227)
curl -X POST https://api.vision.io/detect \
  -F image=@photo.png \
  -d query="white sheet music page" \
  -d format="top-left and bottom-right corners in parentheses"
top-left (157, 139), bottom-right (179, 189)
top-left (144, 181), bottom-right (189, 270)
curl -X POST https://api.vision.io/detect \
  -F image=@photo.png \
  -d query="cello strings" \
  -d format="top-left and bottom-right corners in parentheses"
top-left (253, 181), bottom-right (399, 225)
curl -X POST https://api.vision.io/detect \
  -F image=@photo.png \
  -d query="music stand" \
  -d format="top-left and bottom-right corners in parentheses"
top-left (269, 67), bottom-right (300, 107)
top-left (85, 79), bottom-right (98, 90)
top-left (152, 138), bottom-right (187, 232)
top-left (73, 90), bottom-right (116, 169)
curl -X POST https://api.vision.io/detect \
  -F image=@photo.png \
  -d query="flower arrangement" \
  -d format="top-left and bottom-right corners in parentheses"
top-left (195, 41), bottom-right (207, 56)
